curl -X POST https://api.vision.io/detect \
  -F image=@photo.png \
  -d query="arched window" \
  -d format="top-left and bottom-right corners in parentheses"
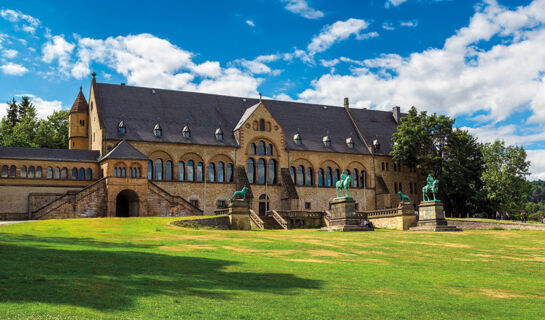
top-left (290, 166), bottom-right (296, 184)
top-left (334, 169), bottom-right (340, 185)
top-left (268, 159), bottom-right (276, 184)
top-left (46, 167), bottom-right (53, 179)
top-left (1, 165), bottom-right (8, 177)
top-left (137, 168), bottom-right (141, 178)
top-left (86, 168), bottom-right (92, 180)
top-left (226, 163), bottom-right (233, 182)
top-left (9, 165), bottom-right (16, 177)
top-left (178, 161), bottom-right (185, 181)
top-left (257, 141), bottom-right (265, 155)
top-left (360, 171), bottom-right (366, 188)
top-left (147, 160), bottom-right (153, 180)
top-left (267, 144), bottom-right (273, 156)
top-left (259, 119), bottom-right (265, 131)
top-left (61, 167), bottom-right (68, 179)
top-left (165, 160), bottom-right (173, 180)
top-left (72, 168), bottom-right (78, 180)
top-left (187, 160), bottom-right (195, 181)
top-left (297, 165), bottom-right (304, 186)
top-left (79, 168), bottom-right (85, 180)
top-left (247, 158), bottom-right (255, 183)
top-left (54, 167), bottom-right (60, 179)
top-left (155, 159), bottom-right (163, 180)
top-left (28, 166), bottom-right (35, 178)
top-left (114, 168), bottom-right (118, 177)
top-left (325, 167), bottom-right (332, 187)
top-left (306, 167), bottom-right (313, 186)
top-left (352, 169), bottom-right (359, 188)
top-left (20, 165), bottom-right (27, 178)
top-left (36, 166), bottom-right (42, 179)
top-left (257, 159), bottom-right (265, 184)
top-left (196, 162), bottom-right (203, 182)
top-left (250, 143), bottom-right (256, 155)
top-left (217, 162), bottom-right (224, 183)
top-left (318, 168), bottom-right (324, 186)
top-left (209, 163), bottom-right (215, 182)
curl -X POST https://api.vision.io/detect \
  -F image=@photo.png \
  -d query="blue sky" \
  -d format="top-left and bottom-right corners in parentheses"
top-left (1, 0), bottom-right (545, 178)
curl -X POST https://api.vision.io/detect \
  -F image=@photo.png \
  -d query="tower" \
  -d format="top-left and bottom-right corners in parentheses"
top-left (68, 86), bottom-right (89, 150)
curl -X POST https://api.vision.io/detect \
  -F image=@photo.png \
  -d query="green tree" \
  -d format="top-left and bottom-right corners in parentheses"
top-left (481, 140), bottom-right (531, 218)
top-left (4, 104), bottom-right (39, 147)
top-left (17, 96), bottom-right (34, 119)
top-left (6, 98), bottom-right (19, 127)
top-left (36, 110), bottom-right (69, 149)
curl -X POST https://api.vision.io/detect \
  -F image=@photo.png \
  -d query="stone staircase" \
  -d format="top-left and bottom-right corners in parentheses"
top-left (262, 210), bottom-right (288, 230)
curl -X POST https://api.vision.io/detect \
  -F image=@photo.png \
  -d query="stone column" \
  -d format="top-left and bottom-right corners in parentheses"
top-left (229, 199), bottom-right (251, 230)
top-left (410, 202), bottom-right (461, 231)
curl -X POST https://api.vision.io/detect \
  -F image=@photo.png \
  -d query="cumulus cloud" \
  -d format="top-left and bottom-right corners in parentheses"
top-left (0, 62), bottom-right (28, 75)
top-left (385, 0), bottom-right (409, 8)
top-left (0, 9), bottom-right (40, 34)
top-left (298, 0), bottom-right (545, 123)
top-left (281, 0), bottom-right (324, 19)
top-left (42, 35), bottom-right (75, 75)
top-left (2, 49), bottom-right (18, 58)
top-left (246, 20), bottom-right (255, 27)
top-left (307, 18), bottom-right (370, 56)
top-left (0, 94), bottom-right (62, 120)
top-left (527, 150), bottom-right (545, 180)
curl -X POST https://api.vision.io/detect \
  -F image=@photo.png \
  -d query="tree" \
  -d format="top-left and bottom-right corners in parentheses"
top-left (481, 140), bottom-right (531, 218)
top-left (6, 98), bottom-right (19, 127)
top-left (17, 96), bottom-right (34, 119)
top-left (36, 110), bottom-right (69, 149)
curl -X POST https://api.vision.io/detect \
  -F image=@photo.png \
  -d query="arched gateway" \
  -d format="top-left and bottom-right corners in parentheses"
top-left (116, 189), bottom-right (139, 217)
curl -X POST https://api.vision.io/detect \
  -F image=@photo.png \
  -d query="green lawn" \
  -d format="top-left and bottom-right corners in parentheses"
top-left (1, 217), bottom-right (545, 319)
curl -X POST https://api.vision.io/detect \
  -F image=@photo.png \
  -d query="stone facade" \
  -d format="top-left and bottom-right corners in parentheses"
top-left (0, 76), bottom-right (422, 220)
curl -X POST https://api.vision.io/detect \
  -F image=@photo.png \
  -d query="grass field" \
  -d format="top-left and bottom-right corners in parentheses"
top-left (1, 217), bottom-right (545, 319)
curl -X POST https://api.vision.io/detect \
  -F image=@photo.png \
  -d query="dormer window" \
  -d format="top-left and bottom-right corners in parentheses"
top-left (183, 125), bottom-right (191, 138)
top-left (215, 128), bottom-right (223, 141)
top-left (293, 133), bottom-right (302, 145)
top-left (373, 138), bottom-right (380, 151)
top-left (346, 137), bottom-right (354, 149)
top-left (154, 123), bottom-right (162, 137)
top-left (323, 136), bottom-right (331, 147)
top-left (118, 121), bottom-right (126, 135)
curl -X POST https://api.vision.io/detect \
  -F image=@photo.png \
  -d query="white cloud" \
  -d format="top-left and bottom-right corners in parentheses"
top-left (527, 150), bottom-right (545, 180)
top-left (0, 9), bottom-right (40, 34)
top-left (464, 124), bottom-right (545, 146)
top-left (42, 35), bottom-right (75, 75)
top-left (281, 0), bottom-right (324, 19)
top-left (400, 20), bottom-right (418, 27)
top-left (382, 22), bottom-right (395, 31)
top-left (0, 94), bottom-right (63, 120)
top-left (385, 0), bottom-right (409, 8)
top-left (0, 62), bottom-right (28, 75)
top-left (297, 0), bottom-right (545, 123)
top-left (246, 20), bottom-right (255, 27)
top-left (2, 49), bottom-right (18, 58)
top-left (307, 18), bottom-right (370, 56)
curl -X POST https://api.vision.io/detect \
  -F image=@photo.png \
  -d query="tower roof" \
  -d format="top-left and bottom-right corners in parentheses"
top-left (70, 86), bottom-right (89, 114)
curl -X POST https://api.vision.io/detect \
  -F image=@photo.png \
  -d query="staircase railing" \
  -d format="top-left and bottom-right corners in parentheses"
top-left (249, 209), bottom-right (264, 229)
top-left (148, 181), bottom-right (203, 214)
top-left (323, 210), bottom-right (332, 227)
top-left (270, 210), bottom-right (288, 230)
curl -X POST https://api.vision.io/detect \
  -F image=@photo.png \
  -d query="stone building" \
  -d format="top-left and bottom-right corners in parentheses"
top-left (0, 73), bottom-right (421, 220)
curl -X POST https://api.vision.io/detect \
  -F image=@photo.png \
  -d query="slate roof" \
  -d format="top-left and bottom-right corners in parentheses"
top-left (350, 108), bottom-right (406, 155)
top-left (0, 146), bottom-right (99, 162)
top-left (94, 82), bottom-right (401, 155)
top-left (70, 87), bottom-right (89, 114)
top-left (100, 140), bottom-right (149, 161)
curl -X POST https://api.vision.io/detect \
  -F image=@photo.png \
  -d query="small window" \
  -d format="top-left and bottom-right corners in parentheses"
top-left (259, 119), bottom-right (265, 131)
top-left (80, 120), bottom-right (85, 126)
top-left (118, 121), bottom-right (126, 134)
top-left (217, 200), bottom-right (226, 208)
top-left (190, 199), bottom-right (199, 208)
top-left (154, 124), bottom-right (162, 137)
top-left (183, 125), bottom-right (191, 138)
top-left (304, 202), bottom-right (311, 210)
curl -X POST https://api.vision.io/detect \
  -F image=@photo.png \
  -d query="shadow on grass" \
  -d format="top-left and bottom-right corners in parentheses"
top-left (0, 234), bottom-right (322, 311)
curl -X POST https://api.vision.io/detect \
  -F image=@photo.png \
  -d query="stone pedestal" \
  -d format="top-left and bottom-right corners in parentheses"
top-left (321, 197), bottom-right (373, 232)
top-left (229, 199), bottom-right (251, 230)
top-left (410, 202), bottom-right (461, 232)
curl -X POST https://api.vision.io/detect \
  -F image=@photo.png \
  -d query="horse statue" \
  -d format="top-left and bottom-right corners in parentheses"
top-left (422, 173), bottom-right (439, 202)
top-left (231, 187), bottom-right (249, 201)
top-left (335, 172), bottom-right (352, 198)
top-left (398, 191), bottom-right (411, 203)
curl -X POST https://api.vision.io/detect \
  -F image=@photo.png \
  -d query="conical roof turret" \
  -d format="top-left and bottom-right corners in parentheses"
top-left (70, 86), bottom-right (89, 114)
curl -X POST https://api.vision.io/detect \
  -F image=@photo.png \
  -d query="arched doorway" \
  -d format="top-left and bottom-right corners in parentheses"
top-left (116, 189), bottom-right (139, 217)
top-left (258, 194), bottom-right (270, 216)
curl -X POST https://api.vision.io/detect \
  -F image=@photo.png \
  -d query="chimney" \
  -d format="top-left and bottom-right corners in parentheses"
top-left (392, 106), bottom-right (401, 124)
top-left (344, 97), bottom-right (349, 110)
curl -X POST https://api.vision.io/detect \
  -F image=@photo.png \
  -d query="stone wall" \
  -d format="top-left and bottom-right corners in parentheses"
top-left (171, 215), bottom-right (230, 229)
top-left (29, 193), bottom-right (65, 214)
top-left (146, 182), bottom-right (202, 217)
top-left (370, 214), bottom-right (417, 230)
top-left (447, 219), bottom-right (545, 230)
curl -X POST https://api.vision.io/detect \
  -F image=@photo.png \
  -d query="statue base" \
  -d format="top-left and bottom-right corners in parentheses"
top-left (229, 199), bottom-right (251, 230)
top-left (410, 202), bottom-right (461, 232)
top-left (321, 197), bottom-right (373, 232)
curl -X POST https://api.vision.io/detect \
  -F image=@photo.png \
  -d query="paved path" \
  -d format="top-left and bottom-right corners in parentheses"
top-left (0, 220), bottom-right (36, 226)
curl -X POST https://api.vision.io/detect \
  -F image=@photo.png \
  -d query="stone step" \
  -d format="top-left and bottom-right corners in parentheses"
top-left (262, 216), bottom-right (284, 230)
